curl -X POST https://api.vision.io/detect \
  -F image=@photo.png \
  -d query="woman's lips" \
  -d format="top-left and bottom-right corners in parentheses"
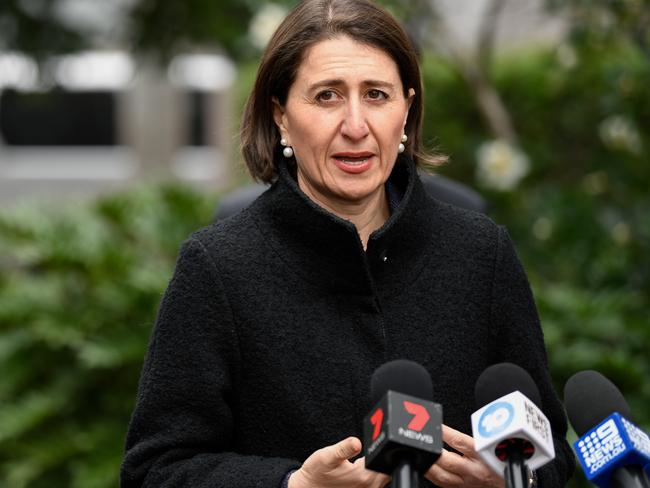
top-left (331, 152), bottom-right (375, 174)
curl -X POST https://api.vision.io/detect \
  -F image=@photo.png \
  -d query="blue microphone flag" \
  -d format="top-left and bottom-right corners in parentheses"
top-left (574, 412), bottom-right (650, 487)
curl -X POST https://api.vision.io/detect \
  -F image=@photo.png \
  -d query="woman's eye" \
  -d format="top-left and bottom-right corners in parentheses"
top-left (367, 89), bottom-right (388, 100)
top-left (316, 90), bottom-right (338, 102)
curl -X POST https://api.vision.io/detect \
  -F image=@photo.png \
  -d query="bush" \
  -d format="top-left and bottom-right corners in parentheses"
top-left (420, 40), bottom-right (649, 488)
top-left (0, 185), bottom-right (216, 487)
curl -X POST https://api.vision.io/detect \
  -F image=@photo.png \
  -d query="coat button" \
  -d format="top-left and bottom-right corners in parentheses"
top-left (379, 249), bottom-right (388, 262)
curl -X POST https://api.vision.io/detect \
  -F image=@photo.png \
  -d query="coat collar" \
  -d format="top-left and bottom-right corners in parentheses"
top-left (251, 157), bottom-right (438, 297)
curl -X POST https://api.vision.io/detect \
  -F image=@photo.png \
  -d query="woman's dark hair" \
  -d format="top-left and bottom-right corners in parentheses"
top-left (240, 0), bottom-right (445, 183)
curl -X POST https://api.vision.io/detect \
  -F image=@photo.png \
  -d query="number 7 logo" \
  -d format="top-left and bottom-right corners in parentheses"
top-left (370, 408), bottom-right (384, 440)
top-left (403, 401), bottom-right (430, 431)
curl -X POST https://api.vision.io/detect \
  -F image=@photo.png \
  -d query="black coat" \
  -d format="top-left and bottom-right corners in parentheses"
top-left (121, 159), bottom-right (575, 487)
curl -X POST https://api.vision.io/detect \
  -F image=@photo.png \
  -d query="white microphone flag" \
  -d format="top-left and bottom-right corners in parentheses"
top-left (471, 391), bottom-right (555, 474)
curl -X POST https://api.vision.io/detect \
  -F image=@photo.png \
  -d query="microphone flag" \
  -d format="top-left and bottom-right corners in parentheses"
top-left (471, 390), bottom-right (555, 475)
top-left (573, 412), bottom-right (650, 488)
top-left (363, 390), bottom-right (442, 475)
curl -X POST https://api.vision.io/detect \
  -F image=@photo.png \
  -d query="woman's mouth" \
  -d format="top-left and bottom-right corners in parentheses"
top-left (335, 156), bottom-right (370, 164)
top-left (332, 152), bottom-right (375, 173)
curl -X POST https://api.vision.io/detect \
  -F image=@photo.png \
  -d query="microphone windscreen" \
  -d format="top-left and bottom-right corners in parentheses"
top-left (475, 362), bottom-right (542, 410)
top-left (563, 370), bottom-right (632, 436)
top-left (370, 359), bottom-right (433, 405)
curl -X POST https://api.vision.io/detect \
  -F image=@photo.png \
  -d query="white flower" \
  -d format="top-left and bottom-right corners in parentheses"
top-left (582, 171), bottom-right (608, 196)
top-left (476, 140), bottom-right (530, 191)
top-left (248, 4), bottom-right (287, 51)
top-left (598, 115), bottom-right (642, 154)
top-left (556, 44), bottom-right (578, 69)
top-left (533, 217), bottom-right (553, 241)
top-left (611, 222), bottom-right (631, 246)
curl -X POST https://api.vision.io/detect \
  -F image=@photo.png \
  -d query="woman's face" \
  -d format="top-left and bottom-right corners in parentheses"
top-left (273, 36), bottom-right (414, 211)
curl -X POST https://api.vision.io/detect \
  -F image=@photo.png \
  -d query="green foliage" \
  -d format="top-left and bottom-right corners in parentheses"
top-left (0, 185), bottom-right (216, 487)
top-left (546, 0), bottom-right (650, 64)
top-left (127, 0), bottom-right (254, 61)
top-left (420, 20), bottom-right (649, 488)
top-left (0, 1), bottom-right (84, 60)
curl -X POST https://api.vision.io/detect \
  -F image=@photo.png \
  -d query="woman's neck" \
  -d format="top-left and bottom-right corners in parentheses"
top-left (297, 179), bottom-right (390, 250)
top-left (340, 193), bottom-right (390, 250)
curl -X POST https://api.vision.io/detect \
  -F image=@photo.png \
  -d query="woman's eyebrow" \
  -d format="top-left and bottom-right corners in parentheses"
top-left (362, 80), bottom-right (395, 90)
top-left (308, 78), bottom-right (345, 91)
top-left (307, 79), bottom-right (396, 91)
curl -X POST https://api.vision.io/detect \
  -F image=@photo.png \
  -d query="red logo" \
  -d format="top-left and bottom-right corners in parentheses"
top-left (403, 401), bottom-right (430, 431)
top-left (370, 408), bottom-right (384, 440)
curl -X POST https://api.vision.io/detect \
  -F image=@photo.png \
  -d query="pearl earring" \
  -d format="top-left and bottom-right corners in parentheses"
top-left (398, 133), bottom-right (407, 154)
top-left (280, 138), bottom-right (294, 158)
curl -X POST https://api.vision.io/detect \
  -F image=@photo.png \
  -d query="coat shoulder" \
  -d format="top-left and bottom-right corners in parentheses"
top-left (426, 196), bottom-right (502, 252)
top-left (187, 206), bottom-right (263, 263)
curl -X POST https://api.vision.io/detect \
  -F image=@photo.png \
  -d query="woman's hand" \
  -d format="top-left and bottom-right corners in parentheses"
top-left (425, 425), bottom-right (505, 488)
top-left (289, 436), bottom-right (390, 488)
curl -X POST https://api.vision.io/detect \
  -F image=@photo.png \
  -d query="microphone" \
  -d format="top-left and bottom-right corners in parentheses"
top-left (564, 370), bottom-right (650, 488)
top-left (471, 363), bottom-right (556, 488)
top-left (363, 359), bottom-right (443, 488)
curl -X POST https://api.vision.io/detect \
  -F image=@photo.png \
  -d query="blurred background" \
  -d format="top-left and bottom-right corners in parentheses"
top-left (0, 0), bottom-right (648, 486)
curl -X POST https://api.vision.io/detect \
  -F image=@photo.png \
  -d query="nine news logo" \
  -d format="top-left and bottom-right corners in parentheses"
top-left (578, 419), bottom-right (626, 474)
top-left (478, 401), bottom-right (515, 438)
top-left (622, 417), bottom-right (650, 458)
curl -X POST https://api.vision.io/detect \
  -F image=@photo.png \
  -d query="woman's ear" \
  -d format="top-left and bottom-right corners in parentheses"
top-left (407, 88), bottom-right (415, 108)
top-left (272, 96), bottom-right (287, 136)
top-left (405, 88), bottom-right (415, 125)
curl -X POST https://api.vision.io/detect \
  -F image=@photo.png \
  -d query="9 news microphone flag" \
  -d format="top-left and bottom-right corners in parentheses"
top-left (363, 359), bottom-right (442, 488)
top-left (564, 371), bottom-right (650, 488)
top-left (471, 363), bottom-right (555, 488)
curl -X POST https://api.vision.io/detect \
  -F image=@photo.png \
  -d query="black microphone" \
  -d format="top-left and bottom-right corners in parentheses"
top-left (564, 370), bottom-right (650, 488)
top-left (363, 359), bottom-right (443, 488)
top-left (472, 363), bottom-right (556, 488)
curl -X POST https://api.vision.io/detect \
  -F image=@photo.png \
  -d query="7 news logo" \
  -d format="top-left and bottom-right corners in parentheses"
top-left (369, 401), bottom-right (431, 439)
top-left (578, 419), bottom-right (626, 473)
top-left (403, 401), bottom-right (430, 431)
top-left (398, 401), bottom-right (434, 444)
top-left (370, 408), bottom-right (384, 441)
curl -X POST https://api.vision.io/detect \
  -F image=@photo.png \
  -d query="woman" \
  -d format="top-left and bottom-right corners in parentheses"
top-left (121, 0), bottom-right (575, 486)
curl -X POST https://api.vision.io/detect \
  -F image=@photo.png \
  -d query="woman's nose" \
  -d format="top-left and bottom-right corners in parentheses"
top-left (340, 101), bottom-right (370, 140)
